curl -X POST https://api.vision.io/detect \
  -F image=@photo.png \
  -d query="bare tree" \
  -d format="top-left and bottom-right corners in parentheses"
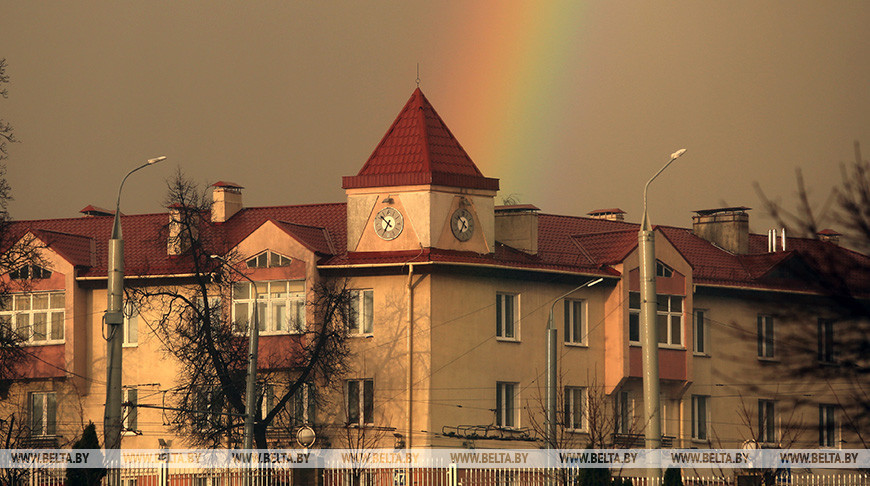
top-left (129, 170), bottom-right (352, 449)
top-left (755, 141), bottom-right (870, 443)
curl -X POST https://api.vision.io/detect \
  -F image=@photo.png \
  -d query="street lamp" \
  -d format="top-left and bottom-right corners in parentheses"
top-left (545, 277), bottom-right (604, 449)
top-left (104, 156), bottom-right (165, 484)
top-left (210, 254), bottom-right (259, 451)
top-left (638, 148), bottom-right (686, 450)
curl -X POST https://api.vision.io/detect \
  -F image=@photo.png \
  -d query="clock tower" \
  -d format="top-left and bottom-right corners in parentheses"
top-left (343, 89), bottom-right (499, 255)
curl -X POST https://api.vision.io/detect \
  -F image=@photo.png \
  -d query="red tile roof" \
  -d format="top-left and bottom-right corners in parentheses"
top-left (9, 202), bottom-right (869, 295)
top-left (342, 89), bottom-right (499, 191)
top-left (31, 229), bottom-right (95, 267)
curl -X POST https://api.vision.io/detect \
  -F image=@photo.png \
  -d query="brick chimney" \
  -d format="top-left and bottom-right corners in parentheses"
top-left (211, 181), bottom-right (244, 223)
top-left (692, 207), bottom-right (751, 254)
top-left (495, 204), bottom-right (540, 254)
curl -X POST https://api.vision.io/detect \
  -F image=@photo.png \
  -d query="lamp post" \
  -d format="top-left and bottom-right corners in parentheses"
top-left (210, 255), bottom-right (259, 451)
top-left (545, 277), bottom-right (604, 449)
top-left (638, 148), bottom-right (686, 451)
top-left (104, 156), bottom-right (165, 484)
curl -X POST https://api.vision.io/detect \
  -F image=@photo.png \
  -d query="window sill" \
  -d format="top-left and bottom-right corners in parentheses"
top-left (496, 337), bottom-right (521, 343)
top-left (628, 342), bottom-right (686, 350)
top-left (693, 352), bottom-right (710, 358)
top-left (564, 342), bottom-right (588, 348)
top-left (123, 343), bottom-right (138, 348)
top-left (757, 357), bottom-right (780, 363)
top-left (349, 333), bottom-right (374, 339)
top-left (22, 341), bottom-right (65, 347)
top-left (564, 428), bottom-right (588, 434)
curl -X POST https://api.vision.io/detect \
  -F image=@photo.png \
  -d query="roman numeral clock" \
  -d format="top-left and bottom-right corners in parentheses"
top-left (373, 206), bottom-right (404, 241)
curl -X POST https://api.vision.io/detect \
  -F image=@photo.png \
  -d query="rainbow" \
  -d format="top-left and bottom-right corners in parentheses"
top-left (438, 1), bottom-right (593, 199)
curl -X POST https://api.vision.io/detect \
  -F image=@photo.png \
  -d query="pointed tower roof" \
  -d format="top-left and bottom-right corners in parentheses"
top-left (343, 88), bottom-right (499, 191)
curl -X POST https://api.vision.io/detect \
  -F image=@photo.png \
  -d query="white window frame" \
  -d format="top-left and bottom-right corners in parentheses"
top-left (818, 318), bottom-right (835, 364)
top-left (691, 395), bottom-right (709, 441)
top-left (656, 295), bottom-right (683, 347)
top-left (758, 399), bottom-right (777, 444)
top-left (123, 300), bottom-right (138, 346)
top-left (757, 315), bottom-right (775, 359)
top-left (564, 299), bottom-right (586, 345)
top-left (233, 281), bottom-right (305, 335)
top-left (348, 290), bottom-right (374, 335)
top-left (0, 291), bottom-right (65, 344)
top-left (245, 250), bottom-right (292, 269)
top-left (496, 381), bottom-right (519, 428)
top-left (693, 309), bottom-right (707, 355)
top-left (10, 264), bottom-right (51, 280)
top-left (563, 386), bottom-right (586, 431)
top-left (30, 392), bottom-right (57, 437)
top-left (819, 403), bottom-right (838, 448)
top-left (123, 388), bottom-right (138, 433)
top-left (655, 261), bottom-right (674, 278)
top-left (346, 379), bottom-right (373, 426)
top-left (496, 292), bottom-right (519, 340)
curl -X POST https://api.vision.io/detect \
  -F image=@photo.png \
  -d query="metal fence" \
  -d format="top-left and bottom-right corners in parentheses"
top-left (12, 467), bottom-right (870, 486)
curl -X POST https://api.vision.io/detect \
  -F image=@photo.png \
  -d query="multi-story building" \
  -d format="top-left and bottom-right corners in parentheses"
top-left (2, 88), bottom-right (867, 452)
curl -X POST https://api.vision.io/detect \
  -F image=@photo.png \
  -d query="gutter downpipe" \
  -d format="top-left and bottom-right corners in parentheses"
top-left (407, 263), bottom-right (414, 451)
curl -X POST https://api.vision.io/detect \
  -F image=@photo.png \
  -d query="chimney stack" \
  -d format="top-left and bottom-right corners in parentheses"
top-left (817, 229), bottom-right (841, 245)
top-left (495, 204), bottom-right (540, 255)
top-left (692, 207), bottom-right (751, 254)
top-left (167, 204), bottom-right (197, 255)
top-left (211, 181), bottom-right (244, 223)
top-left (587, 208), bottom-right (626, 221)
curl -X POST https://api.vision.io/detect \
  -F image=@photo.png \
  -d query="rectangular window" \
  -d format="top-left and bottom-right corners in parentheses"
top-left (563, 386), bottom-right (585, 431)
top-left (758, 399), bottom-right (777, 444)
top-left (123, 388), bottom-right (138, 432)
top-left (615, 391), bottom-right (631, 434)
top-left (818, 319), bottom-right (835, 363)
top-left (757, 315), bottom-right (775, 358)
top-left (30, 392), bottom-right (57, 437)
top-left (292, 383), bottom-right (315, 425)
top-left (694, 310), bottom-right (706, 354)
top-left (629, 292), bottom-right (640, 343)
top-left (346, 379), bottom-right (373, 426)
top-left (496, 382), bottom-right (518, 428)
top-left (0, 292), bottom-right (64, 344)
top-left (691, 395), bottom-right (709, 440)
top-left (123, 301), bottom-right (138, 346)
top-left (657, 295), bottom-right (683, 346)
top-left (564, 299), bottom-right (585, 344)
top-left (819, 404), bottom-right (837, 447)
top-left (496, 293), bottom-right (518, 339)
top-left (348, 290), bottom-right (374, 334)
top-left (629, 292), bottom-right (682, 346)
top-left (232, 281), bottom-right (305, 334)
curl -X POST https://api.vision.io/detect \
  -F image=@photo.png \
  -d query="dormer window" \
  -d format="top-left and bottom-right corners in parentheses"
top-left (246, 251), bottom-right (291, 269)
top-left (10, 265), bottom-right (51, 280)
top-left (656, 261), bottom-right (673, 278)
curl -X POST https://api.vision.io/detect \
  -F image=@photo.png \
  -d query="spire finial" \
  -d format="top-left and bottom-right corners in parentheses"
top-left (416, 63), bottom-right (421, 88)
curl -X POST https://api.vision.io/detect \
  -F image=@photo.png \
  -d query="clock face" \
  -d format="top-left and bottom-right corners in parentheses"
top-left (374, 207), bottom-right (404, 240)
top-left (450, 208), bottom-right (475, 241)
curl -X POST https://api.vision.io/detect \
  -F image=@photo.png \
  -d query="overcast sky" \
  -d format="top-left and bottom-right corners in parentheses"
top-left (1, 2), bottom-right (868, 234)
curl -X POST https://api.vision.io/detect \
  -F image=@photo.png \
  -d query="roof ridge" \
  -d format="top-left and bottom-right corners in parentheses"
top-left (416, 89), bottom-right (434, 174)
top-left (275, 219), bottom-right (327, 231)
top-left (571, 229), bottom-right (639, 238)
top-left (30, 228), bottom-right (95, 239)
